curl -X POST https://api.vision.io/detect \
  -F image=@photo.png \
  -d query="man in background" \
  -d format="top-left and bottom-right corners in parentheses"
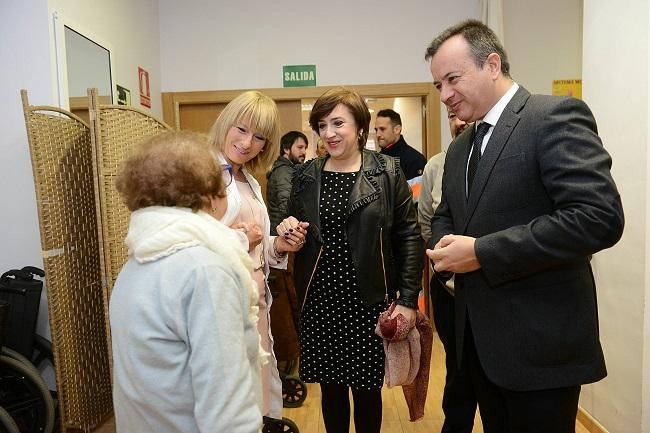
top-left (418, 106), bottom-right (475, 433)
top-left (267, 130), bottom-right (308, 232)
top-left (266, 130), bottom-right (308, 372)
top-left (375, 109), bottom-right (426, 181)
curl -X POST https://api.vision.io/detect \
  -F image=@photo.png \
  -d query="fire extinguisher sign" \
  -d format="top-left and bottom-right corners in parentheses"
top-left (138, 67), bottom-right (151, 108)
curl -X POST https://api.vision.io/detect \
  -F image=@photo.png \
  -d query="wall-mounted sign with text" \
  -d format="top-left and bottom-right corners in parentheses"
top-left (552, 79), bottom-right (581, 99)
top-left (138, 67), bottom-right (151, 108)
top-left (116, 84), bottom-right (131, 106)
top-left (283, 65), bottom-right (316, 88)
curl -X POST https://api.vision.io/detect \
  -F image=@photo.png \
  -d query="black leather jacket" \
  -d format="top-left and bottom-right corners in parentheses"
top-left (287, 150), bottom-right (423, 310)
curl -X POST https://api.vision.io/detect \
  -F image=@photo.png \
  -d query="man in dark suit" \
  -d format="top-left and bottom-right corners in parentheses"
top-left (425, 20), bottom-right (624, 433)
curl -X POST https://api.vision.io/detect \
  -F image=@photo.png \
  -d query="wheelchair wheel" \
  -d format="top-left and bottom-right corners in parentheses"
top-left (1, 348), bottom-right (32, 367)
top-left (0, 355), bottom-right (54, 433)
top-left (262, 416), bottom-right (299, 433)
top-left (282, 375), bottom-right (307, 408)
top-left (2, 347), bottom-right (59, 433)
top-left (0, 406), bottom-right (20, 433)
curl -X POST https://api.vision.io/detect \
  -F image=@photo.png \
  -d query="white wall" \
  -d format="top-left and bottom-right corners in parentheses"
top-left (159, 0), bottom-right (476, 92)
top-left (440, 0), bottom-right (583, 150)
top-left (48, 0), bottom-right (162, 117)
top-left (159, 0), bottom-right (582, 153)
top-left (159, 0), bottom-right (478, 154)
top-left (503, 0), bottom-right (583, 95)
top-left (583, 0), bottom-right (649, 432)
top-left (157, 0), bottom-right (585, 153)
top-left (0, 0), bottom-right (53, 336)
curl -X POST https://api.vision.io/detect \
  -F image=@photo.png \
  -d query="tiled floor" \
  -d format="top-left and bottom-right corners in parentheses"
top-left (92, 335), bottom-right (591, 433)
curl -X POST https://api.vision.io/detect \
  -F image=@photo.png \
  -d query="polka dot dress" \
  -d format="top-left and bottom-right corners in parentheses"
top-left (299, 171), bottom-right (386, 389)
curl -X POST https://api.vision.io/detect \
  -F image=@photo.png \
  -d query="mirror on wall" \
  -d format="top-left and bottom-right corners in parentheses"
top-left (65, 26), bottom-right (112, 98)
top-left (53, 11), bottom-right (115, 119)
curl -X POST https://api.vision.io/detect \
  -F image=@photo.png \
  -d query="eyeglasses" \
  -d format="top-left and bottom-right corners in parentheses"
top-left (221, 163), bottom-right (233, 187)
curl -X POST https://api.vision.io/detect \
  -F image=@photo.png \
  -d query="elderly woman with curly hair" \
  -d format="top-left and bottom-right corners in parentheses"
top-left (110, 131), bottom-right (263, 433)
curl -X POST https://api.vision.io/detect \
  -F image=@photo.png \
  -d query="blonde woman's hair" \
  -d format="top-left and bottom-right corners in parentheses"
top-left (208, 90), bottom-right (280, 173)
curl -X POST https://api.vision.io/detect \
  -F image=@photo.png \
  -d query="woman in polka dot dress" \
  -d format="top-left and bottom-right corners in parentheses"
top-left (281, 88), bottom-right (423, 433)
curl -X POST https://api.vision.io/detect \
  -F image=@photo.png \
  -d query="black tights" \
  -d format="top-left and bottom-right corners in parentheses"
top-left (320, 383), bottom-right (382, 433)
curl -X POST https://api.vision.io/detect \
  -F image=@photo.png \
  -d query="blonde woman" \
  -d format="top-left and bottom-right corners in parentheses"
top-left (208, 91), bottom-right (307, 423)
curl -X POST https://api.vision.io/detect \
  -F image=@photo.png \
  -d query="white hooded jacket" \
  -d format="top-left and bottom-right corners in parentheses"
top-left (110, 206), bottom-right (263, 433)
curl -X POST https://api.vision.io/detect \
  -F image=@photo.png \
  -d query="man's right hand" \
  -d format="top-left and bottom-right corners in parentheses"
top-left (426, 234), bottom-right (480, 274)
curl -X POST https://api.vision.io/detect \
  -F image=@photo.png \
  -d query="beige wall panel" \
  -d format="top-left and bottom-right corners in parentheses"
top-left (276, 100), bottom-right (302, 137)
top-left (178, 103), bottom-right (226, 134)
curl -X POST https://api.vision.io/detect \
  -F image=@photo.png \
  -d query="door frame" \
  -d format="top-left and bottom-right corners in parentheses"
top-left (161, 82), bottom-right (441, 158)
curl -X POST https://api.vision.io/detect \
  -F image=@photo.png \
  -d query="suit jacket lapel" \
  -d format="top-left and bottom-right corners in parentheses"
top-left (463, 87), bottom-right (530, 232)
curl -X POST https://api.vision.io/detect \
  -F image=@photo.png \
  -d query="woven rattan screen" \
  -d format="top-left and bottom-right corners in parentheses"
top-left (21, 90), bottom-right (112, 432)
top-left (88, 88), bottom-right (171, 302)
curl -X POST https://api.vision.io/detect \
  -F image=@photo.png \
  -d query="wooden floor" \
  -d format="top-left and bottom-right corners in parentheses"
top-left (283, 340), bottom-right (483, 433)
top-left (92, 333), bottom-right (590, 433)
top-left (282, 335), bottom-right (590, 433)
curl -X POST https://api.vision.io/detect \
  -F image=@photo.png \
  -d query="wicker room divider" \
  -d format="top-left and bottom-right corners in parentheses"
top-left (22, 88), bottom-right (172, 431)
top-left (21, 90), bottom-right (112, 432)
top-left (87, 88), bottom-right (171, 366)
top-left (87, 88), bottom-right (171, 300)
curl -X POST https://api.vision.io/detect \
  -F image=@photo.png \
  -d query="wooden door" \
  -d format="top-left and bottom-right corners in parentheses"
top-left (178, 102), bottom-right (226, 134)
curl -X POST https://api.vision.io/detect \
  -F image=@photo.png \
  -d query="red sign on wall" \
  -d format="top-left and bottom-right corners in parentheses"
top-left (138, 67), bottom-right (151, 108)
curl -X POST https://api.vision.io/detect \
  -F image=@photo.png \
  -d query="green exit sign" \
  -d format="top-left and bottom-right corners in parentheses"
top-left (283, 65), bottom-right (316, 87)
